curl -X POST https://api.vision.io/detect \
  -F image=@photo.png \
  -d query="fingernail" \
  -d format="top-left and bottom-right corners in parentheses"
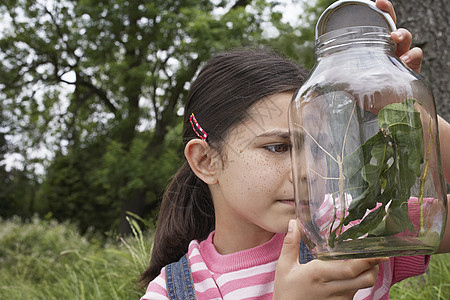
top-left (391, 32), bottom-right (400, 40)
top-left (401, 54), bottom-right (411, 63)
top-left (288, 219), bottom-right (294, 232)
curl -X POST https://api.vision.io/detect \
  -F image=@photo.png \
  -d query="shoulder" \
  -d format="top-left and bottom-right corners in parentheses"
top-left (140, 270), bottom-right (169, 300)
top-left (140, 239), bottom-right (203, 300)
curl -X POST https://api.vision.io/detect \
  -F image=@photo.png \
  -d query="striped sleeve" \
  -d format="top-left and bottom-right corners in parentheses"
top-left (140, 269), bottom-right (169, 300)
top-left (391, 255), bottom-right (430, 284)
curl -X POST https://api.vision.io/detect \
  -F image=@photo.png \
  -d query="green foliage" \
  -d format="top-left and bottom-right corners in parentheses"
top-left (0, 0), bottom-right (279, 233)
top-left (327, 100), bottom-right (426, 246)
top-left (0, 216), bottom-right (151, 299)
top-left (36, 123), bottom-right (183, 233)
top-left (0, 167), bottom-right (39, 219)
top-left (0, 217), bottom-right (448, 299)
top-left (0, 0), bottom-right (337, 234)
top-left (37, 137), bottom-right (115, 233)
top-left (0, 116), bottom-right (39, 219)
top-left (266, 0), bottom-right (335, 69)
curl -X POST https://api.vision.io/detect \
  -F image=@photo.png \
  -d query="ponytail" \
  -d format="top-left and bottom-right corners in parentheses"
top-left (139, 162), bottom-right (215, 286)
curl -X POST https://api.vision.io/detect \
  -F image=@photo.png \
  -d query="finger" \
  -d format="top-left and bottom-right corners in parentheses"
top-left (391, 28), bottom-right (413, 57)
top-left (376, 0), bottom-right (396, 24)
top-left (313, 257), bottom-right (387, 282)
top-left (399, 47), bottom-right (423, 74)
top-left (277, 219), bottom-right (301, 270)
top-left (327, 264), bottom-right (380, 295)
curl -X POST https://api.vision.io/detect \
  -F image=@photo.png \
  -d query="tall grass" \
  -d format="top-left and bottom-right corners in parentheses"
top-left (0, 217), bottom-right (449, 299)
top-left (0, 216), bottom-right (152, 300)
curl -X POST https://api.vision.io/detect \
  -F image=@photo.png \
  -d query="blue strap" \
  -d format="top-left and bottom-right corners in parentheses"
top-left (165, 254), bottom-right (197, 300)
top-left (299, 239), bottom-right (315, 264)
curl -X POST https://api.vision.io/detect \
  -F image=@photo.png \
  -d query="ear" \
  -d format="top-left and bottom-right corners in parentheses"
top-left (184, 139), bottom-right (218, 185)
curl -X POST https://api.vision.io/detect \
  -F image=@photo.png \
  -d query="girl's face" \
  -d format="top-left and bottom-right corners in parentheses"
top-left (210, 93), bottom-right (297, 249)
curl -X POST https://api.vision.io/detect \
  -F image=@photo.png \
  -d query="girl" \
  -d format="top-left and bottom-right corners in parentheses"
top-left (140, 1), bottom-right (450, 299)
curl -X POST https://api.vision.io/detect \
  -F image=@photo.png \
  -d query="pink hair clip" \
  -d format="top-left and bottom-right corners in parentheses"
top-left (190, 113), bottom-right (208, 140)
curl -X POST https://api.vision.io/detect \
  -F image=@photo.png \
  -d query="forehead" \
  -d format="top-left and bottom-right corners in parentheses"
top-left (222, 93), bottom-right (292, 151)
top-left (243, 92), bottom-right (292, 131)
top-left (216, 93), bottom-right (293, 159)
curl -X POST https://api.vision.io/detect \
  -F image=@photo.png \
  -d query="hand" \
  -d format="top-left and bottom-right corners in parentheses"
top-left (274, 220), bottom-right (387, 299)
top-left (376, 0), bottom-right (423, 73)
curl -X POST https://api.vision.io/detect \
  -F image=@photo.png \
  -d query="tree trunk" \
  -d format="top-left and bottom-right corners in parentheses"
top-left (394, 0), bottom-right (450, 192)
top-left (393, 0), bottom-right (450, 120)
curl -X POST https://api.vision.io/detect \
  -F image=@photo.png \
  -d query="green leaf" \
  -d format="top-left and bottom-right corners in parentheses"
top-left (336, 205), bottom-right (386, 243)
top-left (328, 99), bottom-right (425, 247)
top-left (378, 99), bottom-right (422, 130)
top-left (369, 204), bottom-right (414, 237)
top-left (343, 131), bottom-right (385, 199)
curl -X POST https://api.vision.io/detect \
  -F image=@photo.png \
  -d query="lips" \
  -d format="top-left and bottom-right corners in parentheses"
top-left (279, 199), bottom-right (295, 207)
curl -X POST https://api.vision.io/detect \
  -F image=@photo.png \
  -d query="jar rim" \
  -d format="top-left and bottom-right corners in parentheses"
top-left (315, 25), bottom-right (395, 56)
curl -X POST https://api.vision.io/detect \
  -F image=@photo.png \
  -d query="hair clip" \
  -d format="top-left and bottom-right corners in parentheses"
top-left (190, 113), bottom-right (208, 140)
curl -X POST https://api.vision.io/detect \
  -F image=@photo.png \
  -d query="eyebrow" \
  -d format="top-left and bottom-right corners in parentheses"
top-left (255, 130), bottom-right (290, 139)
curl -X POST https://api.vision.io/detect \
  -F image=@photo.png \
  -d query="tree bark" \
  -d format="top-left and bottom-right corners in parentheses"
top-left (393, 0), bottom-right (450, 120)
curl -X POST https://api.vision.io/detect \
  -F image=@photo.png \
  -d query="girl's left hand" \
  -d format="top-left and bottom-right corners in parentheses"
top-left (376, 0), bottom-right (423, 74)
top-left (274, 220), bottom-right (386, 299)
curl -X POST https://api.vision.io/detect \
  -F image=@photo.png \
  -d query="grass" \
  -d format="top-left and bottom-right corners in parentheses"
top-left (0, 216), bottom-right (449, 299)
top-left (0, 216), bottom-right (152, 300)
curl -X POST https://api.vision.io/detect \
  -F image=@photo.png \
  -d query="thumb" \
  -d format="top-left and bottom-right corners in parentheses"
top-left (278, 219), bottom-right (301, 269)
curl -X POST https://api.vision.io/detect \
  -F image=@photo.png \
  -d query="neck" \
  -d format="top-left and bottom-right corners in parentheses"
top-left (212, 225), bottom-right (275, 255)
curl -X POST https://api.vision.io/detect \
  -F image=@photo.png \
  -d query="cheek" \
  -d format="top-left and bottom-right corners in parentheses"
top-left (232, 154), bottom-right (280, 194)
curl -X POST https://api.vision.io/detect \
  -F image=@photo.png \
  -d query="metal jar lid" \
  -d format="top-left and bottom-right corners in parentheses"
top-left (315, 0), bottom-right (397, 39)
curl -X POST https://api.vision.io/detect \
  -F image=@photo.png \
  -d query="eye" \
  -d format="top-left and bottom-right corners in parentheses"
top-left (264, 143), bottom-right (290, 153)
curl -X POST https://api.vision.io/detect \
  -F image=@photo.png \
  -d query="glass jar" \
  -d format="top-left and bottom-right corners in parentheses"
top-left (289, 24), bottom-right (447, 259)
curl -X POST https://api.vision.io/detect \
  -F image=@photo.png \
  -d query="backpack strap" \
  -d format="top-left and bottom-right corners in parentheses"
top-left (165, 254), bottom-right (197, 300)
top-left (299, 239), bottom-right (315, 264)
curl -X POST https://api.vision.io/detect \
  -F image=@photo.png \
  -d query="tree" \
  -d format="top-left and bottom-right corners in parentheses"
top-left (268, 0), bottom-right (334, 69)
top-left (0, 97), bottom-right (39, 219)
top-left (394, 0), bottom-right (450, 121)
top-left (1, 0), bottom-right (330, 234)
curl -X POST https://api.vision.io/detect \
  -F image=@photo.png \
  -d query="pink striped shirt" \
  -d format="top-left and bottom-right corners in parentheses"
top-left (141, 231), bottom-right (430, 300)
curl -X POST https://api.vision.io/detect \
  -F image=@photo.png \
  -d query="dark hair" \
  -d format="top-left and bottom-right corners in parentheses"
top-left (140, 48), bottom-right (308, 286)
